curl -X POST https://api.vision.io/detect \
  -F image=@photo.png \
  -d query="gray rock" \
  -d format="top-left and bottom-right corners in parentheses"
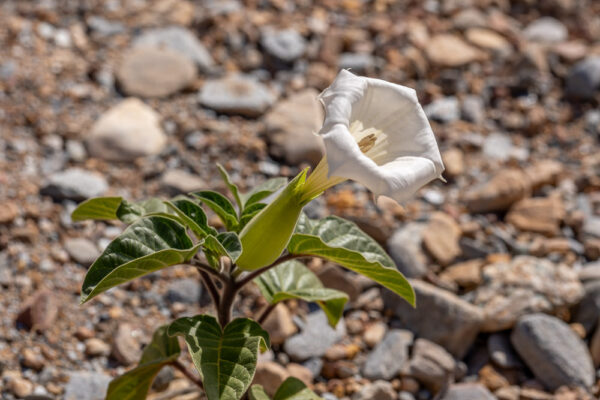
top-left (261, 28), bottom-right (306, 63)
top-left (461, 95), bottom-right (485, 124)
top-left (408, 338), bottom-right (456, 392)
top-left (523, 17), bottom-right (568, 43)
top-left (117, 46), bottom-right (196, 98)
top-left (133, 26), bottom-right (214, 71)
top-left (574, 280), bottom-right (600, 334)
top-left (386, 223), bottom-right (428, 279)
top-left (578, 261), bottom-right (600, 282)
top-left (64, 238), bottom-right (100, 266)
top-left (424, 97), bottom-right (460, 123)
top-left (440, 383), bottom-right (495, 400)
top-left (264, 89), bottom-right (324, 165)
top-left (41, 168), bottom-right (108, 201)
top-left (199, 75), bottom-right (276, 117)
top-left (160, 169), bottom-right (206, 195)
top-left (86, 16), bottom-right (125, 37)
top-left (87, 98), bottom-right (166, 161)
top-left (384, 280), bottom-right (483, 358)
top-left (362, 329), bottom-right (413, 380)
top-left (284, 310), bottom-right (346, 361)
top-left (466, 256), bottom-right (584, 332)
top-left (487, 333), bottom-right (522, 369)
top-left (338, 53), bottom-right (376, 72)
top-left (511, 313), bottom-right (594, 391)
top-left (165, 278), bottom-right (202, 304)
top-left (482, 133), bottom-right (514, 161)
top-left (566, 56), bottom-right (600, 101)
top-left (64, 371), bottom-right (111, 400)
top-left (352, 381), bottom-right (396, 400)
top-left (152, 366), bottom-right (174, 392)
top-left (66, 140), bottom-right (87, 162)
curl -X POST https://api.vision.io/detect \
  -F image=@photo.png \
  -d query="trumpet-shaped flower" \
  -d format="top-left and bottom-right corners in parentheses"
top-left (302, 69), bottom-right (445, 203)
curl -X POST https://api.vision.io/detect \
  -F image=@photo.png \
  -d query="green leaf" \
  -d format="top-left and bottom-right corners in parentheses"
top-left (165, 199), bottom-right (218, 238)
top-left (240, 177), bottom-right (287, 209)
top-left (238, 203), bottom-right (267, 230)
top-left (106, 325), bottom-right (181, 400)
top-left (193, 191), bottom-right (239, 231)
top-left (255, 260), bottom-right (348, 327)
top-left (217, 164), bottom-right (242, 211)
top-left (81, 216), bottom-right (201, 303)
top-left (71, 197), bottom-right (124, 222)
top-left (249, 378), bottom-right (322, 400)
top-left (203, 232), bottom-right (243, 267)
top-left (168, 315), bottom-right (270, 400)
top-left (288, 215), bottom-right (415, 306)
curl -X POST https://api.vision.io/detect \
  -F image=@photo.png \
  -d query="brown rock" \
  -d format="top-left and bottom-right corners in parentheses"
top-left (494, 386), bottom-right (520, 400)
top-left (408, 338), bottom-right (456, 392)
top-left (524, 160), bottom-right (563, 190)
top-left (85, 338), bottom-right (111, 357)
top-left (111, 323), bottom-right (141, 365)
top-left (363, 322), bottom-right (387, 348)
top-left (425, 34), bottom-right (484, 67)
top-left (21, 348), bottom-right (45, 371)
top-left (590, 318), bottom-right (600, 368)
top-left (16, 290), bottom-right (58, 332)
top-left (286, 363), bottom-right (313, 386)
top-left (439, 259), bottom-right (484, 289)
top-left (317, 265), bottom-right (361, 301)
top-left (463, 169), bottom-right (531, 213)
top-left (0, 201), bottom-right (18, 223)
top-left (506, 196), bottom-right (565, 236)
top-left (519, 388), bottom-right (553, 400)
top-left (160, 169), bottom-right (206, 195)
top-left (465, 28), bottom-right (512, 53)
top-left (262, 304), bottom-right (297, 346)
top-left (422, 212), bottom-right (462, 266)
top-left (253, 361), bottom-right (289, 397)
top-left (479, 364), bottom-right (509, 391)
top-left (442, 148), bottom-right (465, 178)
top-left (7, 376), bottom-right (34, 398)
top-left (584, 238), bottom-right (600, 260)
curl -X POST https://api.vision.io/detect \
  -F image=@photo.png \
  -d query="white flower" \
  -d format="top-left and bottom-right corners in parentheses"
top-left (303, 70), bottom-right (445, 203)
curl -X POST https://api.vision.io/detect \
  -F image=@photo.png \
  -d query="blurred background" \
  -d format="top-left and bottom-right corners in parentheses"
top-left (1, 0), bottom-right (600, 399)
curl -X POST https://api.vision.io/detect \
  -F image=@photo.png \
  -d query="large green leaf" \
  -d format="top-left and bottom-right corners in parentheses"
top-left (106, 325), bottom-right (181, 400)
top-left (249, 378), bottom-right (322, 400)
top-left (287, 215), bottom-right (415, 306)
top-left (240, 177), bottom-right (287, 209)
top-left (255, 260), bottom-right (348, 327)
top-left (165, 199), bottom-right (218, 238)
top-left (193, 191), bottom-right (239, 231)
top-left (217, 164), bottom-right (242, 212)
top-left (168, 315), bottom-right (270, 400)
top-left (80, 216), bottom-right (201, 303)
top-left (203, 232), bottom-right (243, 268)
top-left (71, 197), bottom-right (124, 222)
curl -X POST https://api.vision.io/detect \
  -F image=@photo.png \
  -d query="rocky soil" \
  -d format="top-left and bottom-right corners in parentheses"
top-left (1, 0), bottom-right (600, 399)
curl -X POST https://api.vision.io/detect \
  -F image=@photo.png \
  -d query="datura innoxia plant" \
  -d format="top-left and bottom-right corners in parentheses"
top-left (71, 70), bottom-right (445, 400)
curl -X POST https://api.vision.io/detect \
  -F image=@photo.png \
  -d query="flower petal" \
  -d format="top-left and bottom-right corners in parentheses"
top-left (319, 69), bottom-right (367, 133)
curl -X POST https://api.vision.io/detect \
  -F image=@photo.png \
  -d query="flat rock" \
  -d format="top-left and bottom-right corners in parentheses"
top-left (262, 303), bottom-right (297, 346)
top-left (523, 17), bottom-right (568, 43)
top-left (261, 28), bottom-right (306, 63)
top-left (264, 89), bottom-right (324, 165)
top-left (160, 169), bottom-right (206, 195)
top-left (439, 259), bottom-right (484, 289)
top-left (41, 168), bottom-right (108, 202)
top-left (117, 46), bottom-right (196, 98)
top-left (284, 310), bottom-right (346, 361)
top-left (408, 338), bottom-right (456, 392)
top-left (362, 329), bottom-right (413, 380)
top-left (88, 98), bottom-right (166, 161)
top-left (199, 75), bottom-right (276, 117)
top-left (511, 313), bottom-right (594, 391)
top-left (316, 265), bottom-right (361, 301)
top-left (565, 56), bottom-right (600, 100)
top-left (383, 280), bottom-right (483, 358)
top-left (17, 290), bottom-right (59, 332)
top-left (441, 383), bottom-right (495, 400)
top-left (165, 278), bottom-right (202, 304)
top-left (425, 34), bottom-right (483, 67)
top-left (387, 223), bottom-right (428, 278)
top-left (111, 323), bottom-right (141, 365)
top-left (422, 212), bottom-right (462, 266)
top-left (467, 256), bottom-right (584, 331)
top-left (465, 28), bottom-right (512, 54)
top-left (133, 26), bottom-right (214, 70)
top-left (64, 238), bottom-right (100, 266)
top-left (352, 381), bottom-right (396, 400)
top-left (64, 371), bottom-right (111, 400)
top-left (463, 169), bottom-right (531, 213)
top-left (253, 361), bottom-right (289, 397)
top-left (506, 196), bottom-right (565, 236)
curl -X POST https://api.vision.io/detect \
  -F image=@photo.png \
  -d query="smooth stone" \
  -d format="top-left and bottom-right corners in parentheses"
top-left (440, 383), bottom-right (495, 400)
top-left (565, 56), bottom-right (600, 100)
top-left (262, 304), bottom-right (298, 346)
top-left (88, 98), bottom-right (166, 161)
top-left (461, 95), bottom-right (485, 123)
top-left (253, 361), bottom-right (289, 397)
top-left (463, 169), bottom-right (531, 213)
top-left (16, 290), bottom-right (58, 332)
top-left (408, 338), bottom-right (456, 392)
top-left (523, 17), bottom-right (568, 43)
top-left (422, 212), bottom-right (462, 266)
top-left (338, 53), bottom-right (376, 72)
top-left (487, 333), bottom-right (522, 369)
top-left (264, 88), bottom-right (324, 165)
top-left (41, 168), bottom-right (107, 202)
top-left (511, 314), bottom-right (594, 391)
top-left (111, 323), bottom-right (141, 365)
top-left (165, 278), bottom-right (202, 304)
top-left (199, 75), bottom-right (276, 117)
top-left (117, 46), bottom-right (196, 98)
top-left (133, 26), bottom-right (214, 70)
top-left (506, 196), bottom-right (565, 236)
top-left (386, 223), bottom-right (428, 278)
top-left (425, 34), bottom-right (483, 67)
top-left (362, 329), bottom-right (413, 380)
top-left (383, 280), bottom-right (483, 358)
top-left (424, 97), bottom-right (460, 123)
top-left (64, 238), bottom-right (100, 266)
top-left (284, 310), bottom-right (346, 361)
top-left (482, 133), bottom-right (514, 161)
top-left (573, 280), bottom-right (600, 333)
top-left (352, 381), bottom-right (396, 400)
top-left (261, 28), bottom-right (306, 63)
top-left (64, 372), bottom-right (111, 400)
top-left (465, 28), bottom-right (512, 54)
top-left (160, 169), bottom-right (206, 195)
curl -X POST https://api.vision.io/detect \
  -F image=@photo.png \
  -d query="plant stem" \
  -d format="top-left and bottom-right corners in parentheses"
top-left (235, 253), bottom-right (305, 289)
top-left (172, 360), bottom-right (204, 390)
top-left (194, 257), bottom-right (228, 283)
top-left (257, 303), bottom-right (276, 324)
top-left (198, 269), bottom-right (220, 309)
top-left (217, 275), bottom-right (236, 328)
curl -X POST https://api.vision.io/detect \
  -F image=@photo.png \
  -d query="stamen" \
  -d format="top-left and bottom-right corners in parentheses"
top-left (358, 134), bottom-right (376, 153)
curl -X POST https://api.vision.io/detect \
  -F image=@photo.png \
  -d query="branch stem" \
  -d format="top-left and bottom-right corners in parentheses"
top-left (198, 269), bottom-right (220, 309)
top-left (235, 253), bottom-right (305, 289)
top-left (172, 360), bottom-right (203, 390)
top-left (257, 303), bottom-right (276, 324)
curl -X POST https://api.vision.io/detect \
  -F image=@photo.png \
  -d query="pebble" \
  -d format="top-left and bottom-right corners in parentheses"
top-left (425, 34), bottom-right (483, 67)
top-left (362, 329), bottom-right (413, 380)
top-left (422, 212), bottom-right (461, 266)
top-left (16, 290), bottom-right (58, 332)
top-left (351, 380), bottom-right (396, 400)
top-left (117, 46), bottom-right (196, 98)
top-left (523, 17), bottom-right (568, 43)
top-left (285, 363), bottom-right (313, 385)
top-left (465, 28), bottom-right (511, 54)
top-left (511, 313), bottom-right (594, 390)
top-left (482, 132), bottom-right (515, 162)
top-left (441, 383), bottom-right (495, 400)
top-left (64, 238), bottom-right (100, 266)
top-left (424, 97), bottom-right (460, 124)
top-left (85, 338), bottom-right (111, 357)
top-left (317, 265), bottom-right (361, 301)
top-left (461, 95), bottom-right (485, 124)
top-left (21, 348), bottom-right (45, 370)
top-left (408, 338), bottom-right (456, 392)
top-left (263, 303), bottom-right (298, 346)
top-left (284, 310), bottom-right (346, 361)
top-left (463, 169), bottom-right (531, 213)
top-left (199, 75), bottom-right (276, 117)
top-left (41, 168), bottom-right (108, 202)
top-left (506, 196), bottom-right (565, 236)
top-left (386, 223), bottom-right (428, 278)
top-left (261, 28), bottom-right (306, 63)
top-left (442, 148), bottom-right (465, 178)
top-left (160, 169), bottom-right (206, 195)
top-left (64, 371), bottom-right (111, 400)
top-left (487, 333), bottom-right (522, 369)
top-left (133, 26), bottom-right (214, 71)
top-left (7, 376), bottom-right (34, 398)
top-left (338, 53), bottom-right (376, 72)
top-left (165, 278), bottom-right (202, 304)
top-left (88, 98), bottom-right (167, 161)
top-left (253, 361), bottom-right (289, 397)
top-left (111, 323), bottom-right (141, 365)
top-left (565, 56), bottom-right (600, 100)
top-left (0, 201), bottom-right (19, 223)
top-left (384, 280), bottom-right (483, 358)
top-left (363, 322), bottom-right (387, 348)
top-left (573, 280), bottom-right (600, 334)
top-left (264, 88), bottom-right (324, 165)
top-left (439, 259), bottom-right (483, 289)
